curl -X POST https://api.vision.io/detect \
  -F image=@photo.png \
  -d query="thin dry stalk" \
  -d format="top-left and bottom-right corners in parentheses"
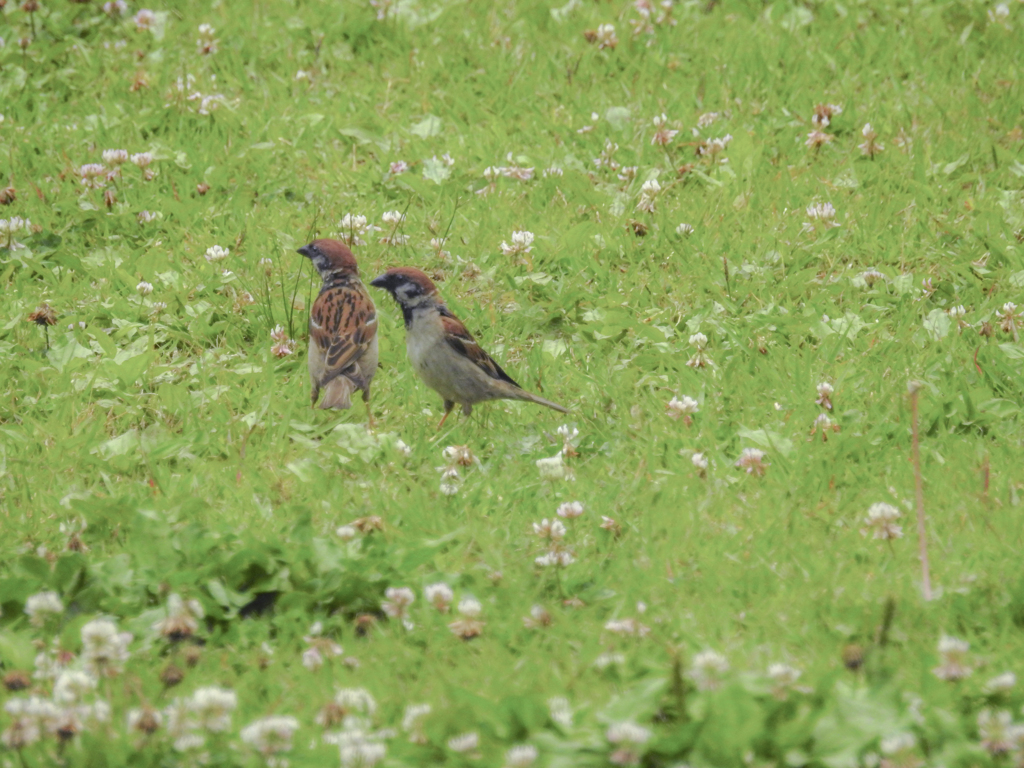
top-left (909, 384), bottom-right (932, 600)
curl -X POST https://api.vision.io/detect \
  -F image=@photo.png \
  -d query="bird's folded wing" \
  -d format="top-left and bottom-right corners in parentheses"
top-left (310, 287), bottom-right (378, 385)
top-left (439, 312), bottom-right (522, 389)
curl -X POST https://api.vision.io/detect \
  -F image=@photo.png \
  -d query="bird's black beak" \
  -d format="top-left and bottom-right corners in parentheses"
top-left (369, 274), bottom-right (390, 290)
top-left (297, 244), bottom-right (314, 259)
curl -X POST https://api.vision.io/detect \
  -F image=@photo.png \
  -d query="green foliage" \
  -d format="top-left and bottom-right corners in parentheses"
top-left (1, 0), bottom-right (1024, 764)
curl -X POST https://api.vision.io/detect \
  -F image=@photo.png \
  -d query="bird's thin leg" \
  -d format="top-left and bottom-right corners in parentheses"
top-left (364, 391), bottom-right (375, 430)
top-left (437, 400), bottom-right (455, 430)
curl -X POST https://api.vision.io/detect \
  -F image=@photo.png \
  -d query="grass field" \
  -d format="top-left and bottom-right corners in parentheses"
top-left (2, 0), bottom-right (1024, 765)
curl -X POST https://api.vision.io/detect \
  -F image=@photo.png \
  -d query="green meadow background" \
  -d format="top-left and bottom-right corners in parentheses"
top-left (1, 0), bottom-right (1023, 765)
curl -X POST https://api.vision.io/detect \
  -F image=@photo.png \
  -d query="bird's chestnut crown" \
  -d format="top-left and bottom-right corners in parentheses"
top-left (370, 267), bottom-right (438, 307)
top-left (297, 239), bottom-right (359, 278)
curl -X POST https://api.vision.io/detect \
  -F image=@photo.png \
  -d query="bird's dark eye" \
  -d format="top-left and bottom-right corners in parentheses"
top-left (395, 281), bottom-right (422, 301)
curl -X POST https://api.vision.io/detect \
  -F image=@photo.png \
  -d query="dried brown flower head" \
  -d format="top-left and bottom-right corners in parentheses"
top-left (351, 516), bottom-right (384, 533)
top-left (2, 670), bottom-right (31, 691)
top-left (27, 303), bottom-right (57, 326)
top-left (842, 643), bottom-right (865, 671)
top-left (159, 662), bottom-right (184, 687)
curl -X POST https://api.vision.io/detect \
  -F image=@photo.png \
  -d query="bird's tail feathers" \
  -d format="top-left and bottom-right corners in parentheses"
top-left (318, 377), bottom-right (355, 410)
top-left (516, 390), bottom-right (569, 414)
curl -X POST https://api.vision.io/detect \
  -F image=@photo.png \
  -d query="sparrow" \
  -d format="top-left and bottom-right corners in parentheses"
top-left (369, 267), bottom-right (568, 427)
top-left (297, 239), bottom-right (379, 416)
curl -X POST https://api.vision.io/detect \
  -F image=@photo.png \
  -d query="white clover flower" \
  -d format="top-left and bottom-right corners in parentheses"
top-left (805, 130), bottom-right (833, 149)
top-left (79, 163), bottom-right (107, 189)
top-left (594, 23), bottom-right (617, 49)
top-left (457, 597), bottom-right (482, 618)
top-left (676, 222), bottom-right (694, 236)
top-left (543, 166), bottom-right (564, 177)
top-left (691, 452), bottom-right (708, 471)
top-left (441, 444), bottom-right (475, 466)
top-left (102, 0), bottom-right (127, 16)
top-left (556, 501), bottom-right (584, 519)
top-left (448, 732), bottom-right (479, 752)
top-left (933, 635), bottom-right (972, 681)
top-left (604, 618), bottom-right (650, 637)
top-left (548, 697), bottom-right (572, 728)
top-left (984, 672), bottom-right (1017, 694)
top-left (80, 618), bottom-right (132, 677)
top-left (860, 268), bottom-right (885, 288)
top-left (523, 604), bottom-right (552, 629)
top-left (334, 688), bottom-right (377, 717)
top-left (425, 582), bottom-right (454, 612)
top-left (389, 160), bottom-right (409, 174)
top-left (812, 413), bottom-right (840, 441)
top-left (535, 550), bottom-right (575, 568)
top-left (735, 448), bottom-right (768, 476)
top-left (204, 245), bottom-right (229, 263)
top-left (689, 650), bottom-right (730, 691)
top-left (501, 162), bottom-right (534, 181)
top-left (127, 706), bottom-right (163, 734)
top-left (196, 24), bottom-right (218, 54)
top-left (500, 230), bottom-right (535, 257)
top-left (606, 721), bottom-right (651, 765)
top-left (948, 305), bottom-right (966, 318)
top-left (24, 591), bottom-right (64, 626)
top-left (689, 332), bottom-right (708, 348)
top-left (240, 715), bottom-right (299, 763)
top-left (131, 152), bottom-right (153, 168)
top-left (134, 9), bottom-right (156, 30)
top-left (606, 722), bottom-right (651, 746)
top-left (2, 696), bottom-right (57, 749)
top-left (640, 179), bottom-right (661, 196)
top-left (189, 687), bottom-right (237, 732)
top-left (381, 210), bottom-right (406, 225)
top-left (858, 123), bottom-right (884, 157)
top-left (102, 149), bottom-right (129, 166)
top-left (382, 587), bottom-right (416, 624)
top-left (53, 670), bottom-right (98, 704)
top-left (137, 210), bottom-right (158, 224)
top-left (977, 709), bottom-right (1018, 755)
top-left (335, 729), bottom-right (387, 767)
top-left (302, 646), bottom-right (325, 671)
top-left (536, 453), bottom-right (567, 480)
top-left (805, 202), bottom-right (838, 226)
top-left (593, 652), bottom-right (626, 670)
top-left (816, 381), bottom-right (834, 409)
top-left (880, 732), bottom-right (917, 757)
top-left (504, 744), bottom-right (539, 767)
top-left (989, 2), bottom-right (1011, 22)
top-left (697, 134), bottom-right (733, 157)
top-left (651, 114), bottom-right (679, 146)
top-left (636, 179), bottom-right (662, 213)
top-left (533, 518), bottom-right (566, 540)
top-left (402, 703), bottom-right (431, 734)
top-left (136, 280), bottom-right (154, 295)
top-left (767, 663), bottom-right (802, 699)
top-left (154, 594), bottom-right (204, 640)
top-left (667, 395), bottom-right (699, 420)
top-left (697, 111), bottom-right (721, 128)
top-left (863, 503), bottom-right (902, 540)
top-left (270, 339), bottom-right (295, 357)
top-left (336, 214), bottom-right (380, 246)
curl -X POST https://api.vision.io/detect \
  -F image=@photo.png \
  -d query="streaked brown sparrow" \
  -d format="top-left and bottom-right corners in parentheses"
top-left (369, 267), bottom-right (567, 427)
